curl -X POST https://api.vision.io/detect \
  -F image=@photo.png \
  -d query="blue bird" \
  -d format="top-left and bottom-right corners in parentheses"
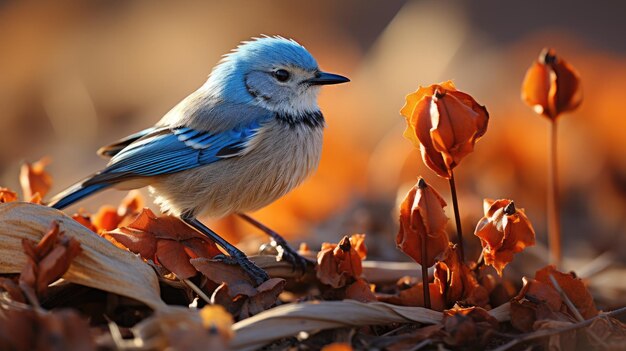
top-left (48, 36), bottom-right (349, 284)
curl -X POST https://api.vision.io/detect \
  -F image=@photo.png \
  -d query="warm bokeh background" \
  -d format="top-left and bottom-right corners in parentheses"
top-left (1, 0), bottom-right (625, 302)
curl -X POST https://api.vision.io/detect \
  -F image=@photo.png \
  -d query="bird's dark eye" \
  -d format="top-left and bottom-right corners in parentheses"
top-left (273, 69), bottom-right (290, 82)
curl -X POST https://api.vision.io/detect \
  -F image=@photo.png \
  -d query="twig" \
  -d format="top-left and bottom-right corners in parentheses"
top-left (181, 278), bottom-right (212, 305)
top-left (490, 306), bottom-right (626, 351)
top-left (448, 171), bottom-right (464, 262)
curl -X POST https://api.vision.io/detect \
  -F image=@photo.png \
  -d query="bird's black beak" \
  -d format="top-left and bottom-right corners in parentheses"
top-left (305, 71), bottom-right (350, 85)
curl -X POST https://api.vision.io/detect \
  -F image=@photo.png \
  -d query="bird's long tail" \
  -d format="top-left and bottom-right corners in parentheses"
top-left (48, 181), bottom-right (109, 210)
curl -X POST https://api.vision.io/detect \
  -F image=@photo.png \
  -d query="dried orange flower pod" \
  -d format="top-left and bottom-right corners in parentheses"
top-left (400, 81), bottom-right (489, 178)
top-left (397, 178), bottom-right (450, 268)
top-left (474, 199), bottom-right (535, 275)
top-left (521, 48), bottom-right (582, 119)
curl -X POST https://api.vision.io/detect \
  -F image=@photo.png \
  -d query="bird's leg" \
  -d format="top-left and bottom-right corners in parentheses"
top-left (238, 213), bottom-right (310, 273)
top-left (181, 212), bottom-right (269, 286)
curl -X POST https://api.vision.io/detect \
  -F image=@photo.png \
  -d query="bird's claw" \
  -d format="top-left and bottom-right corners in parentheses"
top-left (230, 253), bottom-right (270, 286)
top-left (260, 239), bottom-right (310, 274)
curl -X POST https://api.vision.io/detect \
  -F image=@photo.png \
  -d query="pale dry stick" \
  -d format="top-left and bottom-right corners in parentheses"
top-left (490, 306), bottom-right (626, 351)
top-left (181, 278), bottom-right (212, 305)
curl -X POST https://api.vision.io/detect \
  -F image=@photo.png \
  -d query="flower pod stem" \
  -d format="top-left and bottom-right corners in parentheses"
top-left (448, 171), bottom-right (465, 262)
top-left (548, 120), bottom-right (562, 268)
top-left (421, 229), bottom-right (431, 309)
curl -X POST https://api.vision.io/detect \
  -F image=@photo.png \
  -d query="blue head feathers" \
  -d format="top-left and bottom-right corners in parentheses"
top-left (204, 36), bottom-right (319, 103)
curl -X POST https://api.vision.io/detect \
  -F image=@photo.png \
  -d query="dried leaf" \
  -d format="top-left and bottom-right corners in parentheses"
top-left (535, 265), bottom-right (599, 319)
top-left (434, 245), bottom-right (490, 307)
top-left (443, 306), bottom-right (499, 346)
top-left (231, 300), bottom-right (445, 351)
top-left (0, 202), bottom-right (167, 311)
top-left (108, 208), bottom-right (221, 278)
top-left (0, 188), bottom-right (18, 203)
top-left (378, 281), bottom-right (446, 311)
top-left (19, 157), bottom-right (53, 202)
top-left (192, 258), bottom-right (285, 319)
top-left (397, 178), bottom-right (449, 268)
top-left (344, 278), bottom-right (377, 303)
top-left (0, 306), bottom-right (95, 351)
top-left (19, 221), bottom-right (82, 297)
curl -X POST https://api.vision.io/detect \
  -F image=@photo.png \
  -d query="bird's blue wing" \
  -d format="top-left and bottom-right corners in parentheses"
top-left (83, 120), bottom-right (264, 185)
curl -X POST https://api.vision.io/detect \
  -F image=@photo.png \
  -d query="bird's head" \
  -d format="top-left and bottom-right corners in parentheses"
top-left (206, 36), bottom-right (349, 115)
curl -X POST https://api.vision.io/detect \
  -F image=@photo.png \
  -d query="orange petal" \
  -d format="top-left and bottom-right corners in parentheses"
top-left (522, 61), bottom-right (553, 118)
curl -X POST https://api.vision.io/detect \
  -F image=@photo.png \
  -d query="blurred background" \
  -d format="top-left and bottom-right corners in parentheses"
top-left (1, 0), bottom-right (625, 303)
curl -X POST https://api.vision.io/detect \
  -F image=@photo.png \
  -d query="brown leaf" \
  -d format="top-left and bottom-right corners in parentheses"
top-left (239, 278), bottom-right (286, 319)
top-left (19, 221), bottom-right (82, 297)
top-left (0, 188), bottom-right (18, 203)
top-left (535, 265), bottom-right (599, 319)
top-left (191, 258), bottom-right (286, 319)
top-left (316, 235), bottom-right (366, 288)
top-left (89, 190), bottom-right (144, 232)
top-left (474, 199), bottom-right (535, 275)
top-left (397, 178), bottom-right (449, 268)
top-left (108, 208), bottom-right (221, 278)
top-left (0, 277), bottom-right (25, 303)
top-left (443, 306), bottom-right (499, 346)
top-left (344, 278), bottom-right (377, 303)
top-left (400, 81), bottom-right (489, 178)
top-left (19, 157), bottom-right (53, 202)
top-left (378, 280), bottom-right (446, 311)
top-left (434, 245), bottom-right (490, 308)
top-left (522, 48), bottom-right (582, 119)
top-left (0, 306), bottom-right (95, 351)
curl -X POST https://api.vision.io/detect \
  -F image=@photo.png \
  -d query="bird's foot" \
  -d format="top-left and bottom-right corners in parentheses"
top-left (260, 238), bottom-right (310, 274)
top-left (229, 252), bottom-right (270, 286)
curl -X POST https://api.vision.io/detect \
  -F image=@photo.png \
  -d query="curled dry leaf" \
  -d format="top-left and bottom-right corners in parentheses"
top-left (19, 157), bottom-right (53, 202)
top-left (19, 221), bottom-right (82, 297)
top-left (108, 208), bottom-right (221, 279)
top-left (0, 188), bottom-right (18, 203)
top-left (317, 235), bottom-right (367, 289)
top-left (442, 306), bottom-right (499, 346)
top-left (400, 81), bottom-right (489, 178)
top-left (474, 199), bottom-right (535, 275)
top-left (0, 202), bottom-right (166, 311)
top-left (511, 265), bottom-right (598, 334)
top-left (191, 258), bottom-right (286, 319)
top-left (396, 178), bottom-right (449, 268)
top-left (522, 48), bottom-right (582, 119)
top-left (434, 245), bottom-right (490, 308)
top-left (231, 300), bottom-right (446, 351)
top-left (535, 265), bottom-right (598, 319)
